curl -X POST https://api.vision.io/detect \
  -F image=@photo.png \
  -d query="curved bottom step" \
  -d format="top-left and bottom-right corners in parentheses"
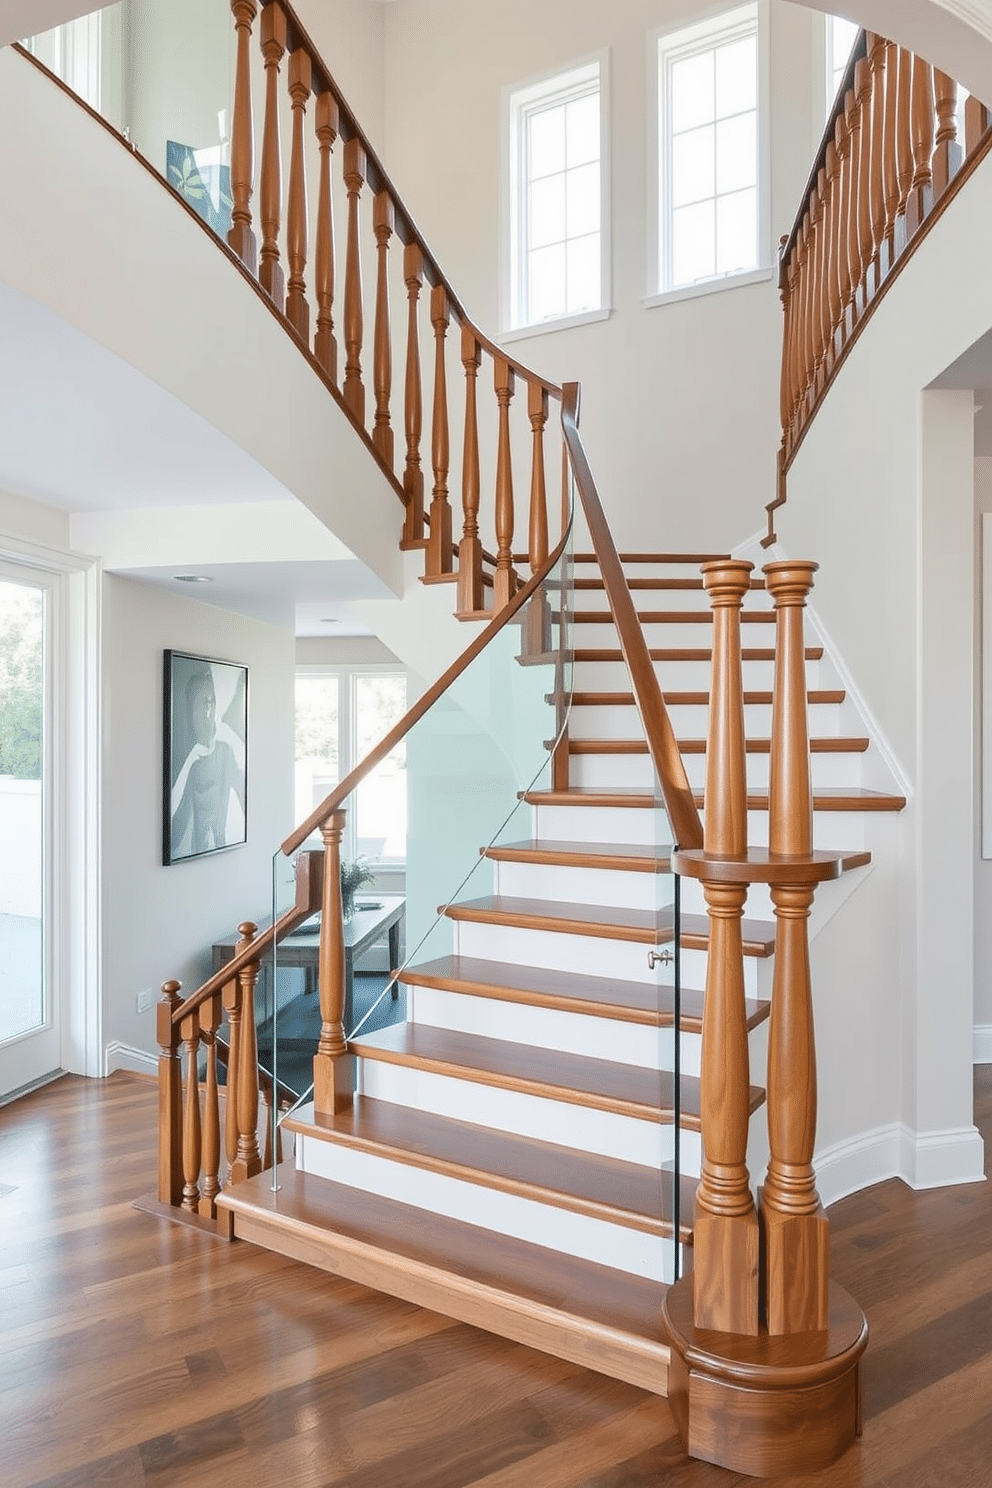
top-left (218, 1163), bottom-right (674, 1395)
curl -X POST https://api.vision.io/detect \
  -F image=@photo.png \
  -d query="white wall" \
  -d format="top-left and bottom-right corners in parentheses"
top-left (0, 486), bottom-right (69, 548)
top-left (375, 0), bottom-right (822, 552)
top-left (975, 456), bottom-right (992, 1044)
top-left (780, 156), bottom-right (992, 1186)
top-left (101, 575), bottom-right (294, 1065)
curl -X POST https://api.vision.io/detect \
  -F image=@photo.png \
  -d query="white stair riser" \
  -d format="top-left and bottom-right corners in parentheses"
top-left (358, 1058), bottom-right (701, 1170)
top-left (571, 660), bottom-right (823, 692)
top-left (294, 1136), bottom-right (683, 1284)
top-left (493, 858), bottom-right (674, 912)
top-left (531, 802), bottom-right (666, 846)
top-left (569, 750), bottom-right (865, 791)
top-left (451, 918), bottom-right (765, 999)
top-left (569, 702), bottom-right (844, 740)
top-left (409, 986), bottom-right (702, 1076)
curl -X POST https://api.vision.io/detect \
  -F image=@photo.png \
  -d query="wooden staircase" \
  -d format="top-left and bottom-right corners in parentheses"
top-left (216, 552), bottom-right (904, 1396)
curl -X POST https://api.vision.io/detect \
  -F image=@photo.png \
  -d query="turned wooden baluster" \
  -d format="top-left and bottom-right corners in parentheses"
top-left (258, 2), bottom-right (286, 305)
top-left (844, 82), bottom-right (862, 320)
top-left (791, 214), bottom-right (810, 435)
top-left (342, 138), bottom-right (367, 424)
top-left (199, 993), bottom-right (222, 1217)
top-left (285, 45), bottom-right (312, 342)
top-left (895, 47), bottom-right (915, 229)
top-left (313, 810), bottom-right (354, 1115)
top-left (906, 55), bottom-right (935, 235)
top-left (230, 923), bottom-right (262, 1183)
top-left (528, 382), bottom-right (549, 574)
top-left (760, 560), bottom-right (831, 1335)
top-left (223, 972), bottom-right (242, 1179)
top-left (228, 0), bottom-right (258, 274)
top-left (881, 39), bottom-right (900, 265)
top-left (180, 1008), bottom-right (202, 1213)
top-left (457, 328), bottom-right (483, 615)
top-left (867, 34), bottom-right (888, 287)
top-left (823, 141), bottom-right (842, 365)
top-left (932, 70), bottom-right (960, 196)
top-left (834, 107), bottom-right (854, 340)
top-left (493, 358), bottom-right (517, 612)
top-left (402, 244), bottom-right (425, 544)
top-left (965, 96), bottom-right (992, 155)
top-left (426, 285), bottom-right (453, 576)
top-left (855, 57), bottom-right (874, 303)
top-left (313, 91), bottom-right (339, 381)
top-left (812, 167), bottom-right (829, 387)
top-left (778, 241), bottom-right (795, 451)
top-left (372, 191), bottom-right (395, 468)
top-left (157, 980), bottom-right (183, 1206)
top-left (692, 559), bottom-right (759, 1337)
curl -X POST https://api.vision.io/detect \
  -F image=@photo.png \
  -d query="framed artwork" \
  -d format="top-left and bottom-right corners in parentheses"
top-left (163, 651), bottom-right (247, 865)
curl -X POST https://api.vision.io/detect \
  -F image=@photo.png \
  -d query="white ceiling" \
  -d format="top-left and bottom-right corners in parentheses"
top-left (0, 278), bottom-right (389, 635)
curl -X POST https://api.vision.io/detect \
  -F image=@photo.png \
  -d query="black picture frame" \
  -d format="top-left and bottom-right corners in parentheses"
top-left (163, 650), bottom-right (248, 865)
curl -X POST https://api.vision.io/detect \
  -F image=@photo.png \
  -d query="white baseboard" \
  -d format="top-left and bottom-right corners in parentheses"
top-left (815, 1120), bottom-right (986, 1205)
top-left (974, 1024), bottom-right (992, 1063)
top-left (104, 1041), bottom-right (157, 1077)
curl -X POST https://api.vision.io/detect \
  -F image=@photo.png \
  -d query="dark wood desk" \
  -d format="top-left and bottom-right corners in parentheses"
top-left (211, 895), bottom-right (405, 1027)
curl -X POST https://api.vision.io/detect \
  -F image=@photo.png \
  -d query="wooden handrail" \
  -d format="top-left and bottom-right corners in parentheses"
top-left (560, 385), bottom-right (703, 852)
top-left (771, 29), bottom-right (992, 541)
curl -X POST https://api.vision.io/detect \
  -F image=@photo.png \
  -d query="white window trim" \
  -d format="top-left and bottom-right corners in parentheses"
top-left (501, 50), bottom-right (612, 334)
top-left (648, 1), bottom-right (770, 303)
top-left (295, 662), bottom-right (407, 868)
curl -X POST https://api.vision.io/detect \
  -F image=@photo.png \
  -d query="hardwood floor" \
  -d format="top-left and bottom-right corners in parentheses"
top-left (2, 1069), bottom-right (991, 1487)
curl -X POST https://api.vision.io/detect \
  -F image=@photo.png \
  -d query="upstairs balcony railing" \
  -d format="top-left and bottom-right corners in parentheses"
top-left (769, 29), bottom-right (992, 543)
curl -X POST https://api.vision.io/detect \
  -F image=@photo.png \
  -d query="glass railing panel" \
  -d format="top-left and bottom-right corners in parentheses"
top-left (647, 790), bottom-right (682, 1287)
top-left (270, 524), bottom-right (574, 1117)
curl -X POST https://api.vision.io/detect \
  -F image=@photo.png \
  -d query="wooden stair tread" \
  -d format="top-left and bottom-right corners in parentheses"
top-left (348, 1022), bottom-right (735, 1125)
top-left (444, 894), bottom-right (775, 957)
top-left (573, 646), bottom-right (824, 662)
top-left (567, 736), bottom-right (870, 755)
top-left (216, 1165), bottom-right (674, 1394)
top-left (572, 552), bottom-right (730, 564)
top-left (285, 1095), bottom-right (696, 1240)
top-left (572, 610), bottom-right (774, 625)
top-left (525, 785), bottom-right (906, 812)
top-left (484, 838), bottom-right (672, 873)
top-left (573, 577), bottom-right (766, 592)
top-left (399, 954), bottom-right (769, 1032)
top-left (567, 690), bottom-right (845, 707)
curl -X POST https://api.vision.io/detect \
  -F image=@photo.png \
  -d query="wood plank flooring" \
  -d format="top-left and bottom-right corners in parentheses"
top-left (1, 1069), bottom-right (991, 1486)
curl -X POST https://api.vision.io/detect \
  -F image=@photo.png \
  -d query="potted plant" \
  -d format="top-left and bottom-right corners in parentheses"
top-left (340, 856), bottom-right (376, 922)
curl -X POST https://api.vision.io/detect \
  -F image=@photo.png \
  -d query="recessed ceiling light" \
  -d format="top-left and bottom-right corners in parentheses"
top-left (320, 617), bottom-right (341, 624)
top-left (174, 574), bottom-right (213, 583)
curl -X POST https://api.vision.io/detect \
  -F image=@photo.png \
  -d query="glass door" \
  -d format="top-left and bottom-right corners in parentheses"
top-left (0, 566), bottom-right (58, 1100)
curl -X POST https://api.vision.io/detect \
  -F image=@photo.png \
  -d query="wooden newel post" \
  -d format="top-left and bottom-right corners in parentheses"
top-left (760, 559), bottom-right (829, 1335)
top-left (314, 809), bottom-right (355, 1115)
top-left (230, 922), bottom-right (262, 1184)
top-left (693, 559), bottom-right (759, 1336)
top-left (157, 980), bottom-right (184, 1206)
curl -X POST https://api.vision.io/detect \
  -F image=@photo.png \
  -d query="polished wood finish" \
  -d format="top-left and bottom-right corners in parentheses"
top-left (288, 1095), bottom-right (695, 1240)
top-left (231, 922), bottom-right (262, 1184)
top-left (427, 284), bottom-right (453, 576)
top-left (493, 357), bottom-right (517, 612)
top-left (372, 190), bottom-right (395, 466)
top-left (570, 735), bottom-right (869, 756)
top-left (561, 386), bottom-right (703, 853)
top-left (771, 29), bottom-right (992, 541)
top-left (313, 90), bottom-right (339, 380)
top-left (663, 1274), bottom-right (868, 1475)
top-left (342, 137), bottom-right (367, 424)
top-left (258, 1), bottom-right (286, 305)
top-left (692, 560), bottom-right (759, 1336)
top-left (285, 44), bottom-right (312, 341)
top-left (227, 0), bottom-right (258, 273)
top-left (402, 241), bottom-right (425, 543)
top-left (457, 327), bottom-right (484, 614)
top-left (525, 782), bottom-right (906, 813)
top-left (7, 1071), bottom-right (992, 1487)
top-left (156, 979), bottom-right (183, 1206)
top-left (314, 809), bottom-right (354, 1116)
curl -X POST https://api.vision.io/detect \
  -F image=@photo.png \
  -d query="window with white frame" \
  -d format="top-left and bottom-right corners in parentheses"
top-left (295, 667), bottom-right (407, 866)
top-left (507, 59), bottom-right (606, 329)
top-left (825, 14), bottom-right (860, 114)
top-left (657, 4), bottom-right (764, 294)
